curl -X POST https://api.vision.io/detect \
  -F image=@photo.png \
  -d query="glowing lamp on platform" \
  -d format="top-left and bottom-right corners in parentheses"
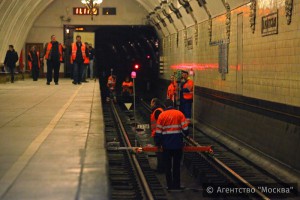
top-left (81, 0), bottom-right (103, 20)
top-left (131, 71), bottom-right (136, 79)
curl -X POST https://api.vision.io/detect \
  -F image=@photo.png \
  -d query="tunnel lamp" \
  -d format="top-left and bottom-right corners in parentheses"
top-left (81, 0), bottom-right (103, 20)
top-left (131, 71), bottom-right (136, 123)
top-left (131, 71), bottom-right (136, 79)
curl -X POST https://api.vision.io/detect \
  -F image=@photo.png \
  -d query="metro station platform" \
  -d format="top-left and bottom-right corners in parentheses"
top-left (0, 79), bottom-right (109, 200)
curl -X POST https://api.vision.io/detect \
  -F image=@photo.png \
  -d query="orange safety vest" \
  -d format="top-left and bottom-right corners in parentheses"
top-left (150, 107), bottom-right (164, 137)
top-left (155, 108), bottom-right (189, 149)
top-left (28, 51), bottom-right (41, 70)
top-left (45, 42), bottom-right (63, 61)
top-left (71, 43), bottom-right (87, 64)
top-left (122, 81), bottom-right (133, 94)
top-left (156, 109), bottom-right (188, 135)
top-left (84, 48), bottom-right (90, 64)
top-left (167, 82), bottom-right (177, 101)
top-left (182, 79), bottom-right (194, 100)
top-left (84, 56), bottom-right (89, 64)
top-left (107, 75), bottom-right (116, 90)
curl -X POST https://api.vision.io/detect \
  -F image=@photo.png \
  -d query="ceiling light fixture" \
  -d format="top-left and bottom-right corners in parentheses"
top-left (81, 0), bottom-right (103, 20)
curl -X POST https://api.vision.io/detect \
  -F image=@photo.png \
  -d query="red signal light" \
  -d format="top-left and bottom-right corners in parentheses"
top-left (134, 64), bottom-right (140, 69)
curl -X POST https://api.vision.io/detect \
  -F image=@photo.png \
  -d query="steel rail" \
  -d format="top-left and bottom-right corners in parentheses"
top-left (186, 137), bottom-right (270, 200)
top-left (110, 101), bottom-right (154, 200)
top-left (140, 99), bottom-right (270, 200)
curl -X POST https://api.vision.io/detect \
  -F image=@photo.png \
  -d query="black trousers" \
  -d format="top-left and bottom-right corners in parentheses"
top-left (46, 60), bottom-right (60, 83)
top-left (9, 66), bottom-right (15, 82)
top-left (154, 141), bottom-right (164, 172)
top-left (163, 149), bottom-right (182, 189)
top-left (73, 61), bottom-right (84, 84)
top-left (32, 64), bottom-right (39, 81)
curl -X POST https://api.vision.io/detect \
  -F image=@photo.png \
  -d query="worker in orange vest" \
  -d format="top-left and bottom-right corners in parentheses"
top-left (107, 73), bottom-right (117, 102)
top-left (122, 76), bottom-right (133, 95)
top-left (82, 42), bottom-right (90, 83)
top-left (150, 98), bottom-right (165, 173)
top-left (43, 35), bottom-right (63, 85)
top-left (155, 99), bottom-right (189, 191)
top-left (70, 35), bottom-right (88, 85)
top-left (167, 75), bottom-right (177, 105)
top-left (180, 70), bottom-right (194, 124)
top-left (121, 76), bottom-right (133, 102)
top-left (28, 45), bottom-right (41, 81)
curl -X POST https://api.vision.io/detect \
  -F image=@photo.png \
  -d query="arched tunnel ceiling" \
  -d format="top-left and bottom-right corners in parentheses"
top-left (0, 0), bottom-right (250, 62)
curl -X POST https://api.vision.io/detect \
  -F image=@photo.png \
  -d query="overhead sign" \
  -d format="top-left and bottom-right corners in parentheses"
top-left (73, 7), bottom-right (99, 16)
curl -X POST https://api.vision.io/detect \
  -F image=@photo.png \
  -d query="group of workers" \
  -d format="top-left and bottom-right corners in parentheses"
top-left (166, 70), bottom-right (194, 123)
top-left (4, 34), bottom-right (96, 84)
top-left (106, 73), bottom-right (133, 103)
top-left (151, 70), bottom-right (194, 191)
top-left (42, 34), bottom-right (95, 85)
top-left (105, 68), bottom-right (194, 191)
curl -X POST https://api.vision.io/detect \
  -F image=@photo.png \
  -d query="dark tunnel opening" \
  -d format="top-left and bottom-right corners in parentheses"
top-left (94, 25), bottom-right (160, 98)
top-left (63, 25), bottom-right (160, 99)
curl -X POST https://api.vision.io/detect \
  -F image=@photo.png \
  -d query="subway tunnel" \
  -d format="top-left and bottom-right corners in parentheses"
top-left (0, 0), bottom-right (299, 199)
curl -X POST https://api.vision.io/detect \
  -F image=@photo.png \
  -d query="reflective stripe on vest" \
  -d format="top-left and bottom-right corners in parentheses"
top-left (156, 109), bottom-right (188, 135)
top-left (150, 107), bottom-right (164, 137)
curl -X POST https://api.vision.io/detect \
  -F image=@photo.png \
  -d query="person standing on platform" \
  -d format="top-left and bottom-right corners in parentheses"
top-left (43, 35), bottom-right (63, 85)
top-left (167, 75), bottom-right (177, 104)
top-left (4, 45), bottom-right (18, 83)
top-left (180, 70), bottom-right (194, 124)
top-left (28, 45), bottom-right (40, 81)
top-left (70, 35), bottom-right (88, 85)
top-left (88, 44), bottom-right (95, 80)
top-left (82, 42), bottom-right (89, 83)
top-left (150, 98), bottom-right (165, 173)
top-left (155, 99), bottom-right (189, 191)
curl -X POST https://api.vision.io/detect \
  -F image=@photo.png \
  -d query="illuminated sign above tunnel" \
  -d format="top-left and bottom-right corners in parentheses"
top-left (73, 7), bottom-right (99, 16)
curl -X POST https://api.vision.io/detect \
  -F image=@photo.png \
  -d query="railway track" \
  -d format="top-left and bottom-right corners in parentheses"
top-left (102, 97), bottom-right (297, 199)
top-left (137, 99), bottom-right (298, 199)
top-left (103, 101), bottom-right (167, 200)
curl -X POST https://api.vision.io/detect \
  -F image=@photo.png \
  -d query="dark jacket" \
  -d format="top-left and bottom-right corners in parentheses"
top-left (89, 48), bottom-right (95, 60)
top-left (49, 41), bottom-right (60, 61)
top-left (4, 50), bottom-right (18, 68)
